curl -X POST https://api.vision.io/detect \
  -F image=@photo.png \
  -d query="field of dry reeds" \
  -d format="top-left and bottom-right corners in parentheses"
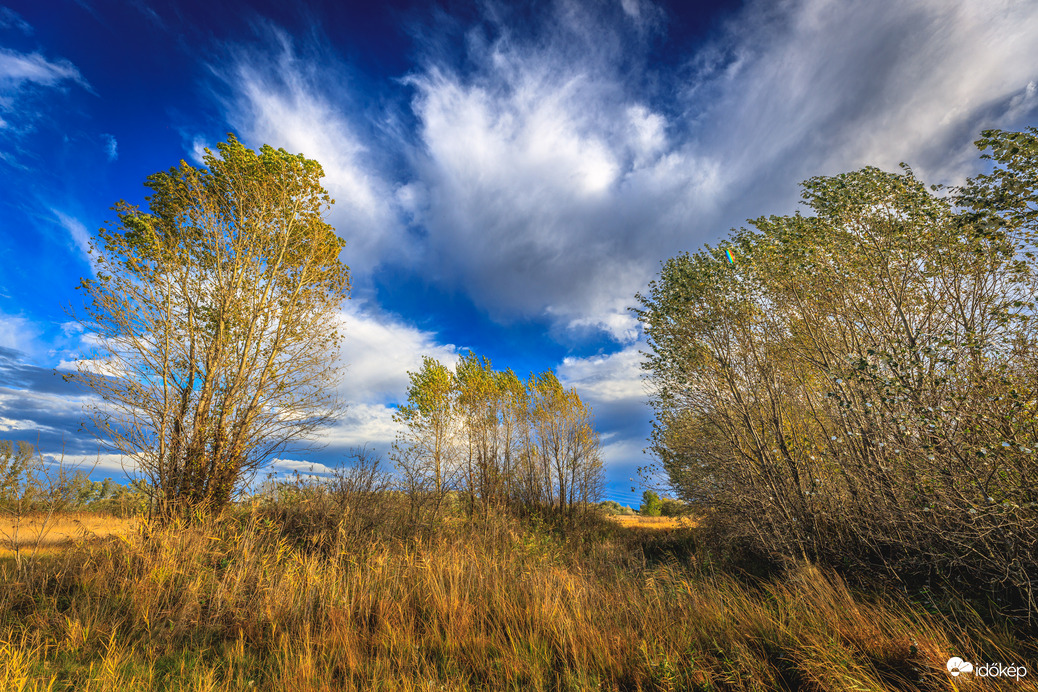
top-left (0, 504), bottom-right (1035, 692)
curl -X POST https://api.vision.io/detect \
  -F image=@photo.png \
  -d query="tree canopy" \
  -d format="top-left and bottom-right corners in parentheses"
top-left (72, 135), bottom-right (350, 516)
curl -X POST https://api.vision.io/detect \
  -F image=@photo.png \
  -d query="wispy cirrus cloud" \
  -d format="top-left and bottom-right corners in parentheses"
top-left (0, 313), bottom-right (40, 356)
top-left (0, 7), bottom-right (32, 35)
top-left (208, 26), bottom-right (409, 280)
top-left (101, 133), bottom-right (117, 161)
top-left (0, 46), bottom-right (89, 135)
top-left (51, 209), bottom-right (92, 266)
top-left (689, 0), bottom-right (1038, 206)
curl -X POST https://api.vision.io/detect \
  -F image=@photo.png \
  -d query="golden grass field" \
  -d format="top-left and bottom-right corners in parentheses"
top-left (606, 514), bottom-right (698, 529)
top-left (0, 512), bottom-right (137, 558)
top-left (0, 509), bottom-right (1034, 691)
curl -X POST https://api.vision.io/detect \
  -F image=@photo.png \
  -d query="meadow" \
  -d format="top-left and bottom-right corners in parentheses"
top-left (1, 502), bottom-right (1034, 692)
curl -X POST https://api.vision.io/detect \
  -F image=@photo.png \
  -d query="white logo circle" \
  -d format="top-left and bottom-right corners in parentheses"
top-left (947, 657), bottom-right (974, 676)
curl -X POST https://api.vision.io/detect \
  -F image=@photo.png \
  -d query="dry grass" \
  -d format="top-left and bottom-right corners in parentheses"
top-left (607, 514), bottom-right (698, 530)
top-left (0, 509), bottom-right (1033, 691)
top-left (0, 512), bottom-right (137, 558)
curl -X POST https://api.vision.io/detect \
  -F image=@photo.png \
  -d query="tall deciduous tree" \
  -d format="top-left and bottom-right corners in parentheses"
top-left (71, 135), bottom-right (350, 516)
top-left (393, 356), bottom-right (458, 495)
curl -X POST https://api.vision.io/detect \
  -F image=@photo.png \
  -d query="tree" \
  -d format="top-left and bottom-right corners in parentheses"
top-left (639, 490), bottom-right (661, 517)
top-left (71, 135), bottom-right (350, 516)
top-left (392, 356), bottom-right (459, 497)
top-left (636, 135), bottom-right (1038, 612)
top-left (393, 353), bottom-right (604, 515)
top-left (455, 352), bottom-right (501, 515)
top-left (529, 370), bottom-right (602, 511)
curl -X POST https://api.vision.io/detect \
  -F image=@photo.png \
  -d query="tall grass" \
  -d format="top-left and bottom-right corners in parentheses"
top-left (1, 507), bottom-right (1034, 691)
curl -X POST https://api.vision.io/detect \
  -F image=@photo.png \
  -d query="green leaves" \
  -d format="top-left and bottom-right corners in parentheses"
top-left (69, 134), bottom-right (350, 516)
top-left (637, 130), bottom-right (1038, 607)
top-left (395, 352), bottom-right (602, 510)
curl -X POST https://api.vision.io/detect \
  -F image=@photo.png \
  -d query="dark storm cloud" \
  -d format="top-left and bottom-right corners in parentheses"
top-left (0, 347), bottom-right (99, 455)
top-left (0, 346), bottom-right (87, 396)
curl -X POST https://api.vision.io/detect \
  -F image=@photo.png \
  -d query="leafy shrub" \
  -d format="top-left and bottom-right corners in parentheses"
top-left (639, 490), bottom-right (661, 516)
top-left (597, 500), bottom-right (636, 516)
top-left (637, 130), bottom-right (1038, 620)
top-left (658, 498), bottom-right (688, 517)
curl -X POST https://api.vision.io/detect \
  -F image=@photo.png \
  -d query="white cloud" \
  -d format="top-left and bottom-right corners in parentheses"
top-left (204, 2), bottom-right (1038, 347)
top-left (315, 402), bottom-right (400, 455)
top-left (399, 0), bottom-right (1038, 341)
top-left (694, 0), bottom-right (1038, 198)
top-left (41, 452), bottom-right (131, 476)
top-left (271, 458), bottom-right (336, 475)
top-left (181, 133), bottom-right (211, 165)
top-left (337, 300), bottom-right (460, 405)
top-left (556, 341), bottom-right (653, 480)
top-left (599, 437), bottom-right (645, 474)
top-left (215, 28), bottom-right (408, 277)
top-left (0, 310), bottom-right (41, 356)
top-left (557, 343), bottom-right (646, 404)
top-left (0, 415), bottom-right (61, 435)
top-left (101, 133), bottom-right (117, 161)
top-left (405, 34), bottom-right (716, 338)
top-left (51, 209), bottom-right (92, 265)
top-left (0, 49), bottom-right (85, 91)
top-left (0, 47), bottom-right (88, 134)
top-left (296, 301), bottom-right (463, 456)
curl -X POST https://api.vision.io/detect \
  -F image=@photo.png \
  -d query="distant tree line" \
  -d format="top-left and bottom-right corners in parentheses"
top-left (637, 129), bottom-right (1038, 616)
top-left (1, 440), bottom-right (150, 518)
top-left (393, 352), bottom-right (603, 516)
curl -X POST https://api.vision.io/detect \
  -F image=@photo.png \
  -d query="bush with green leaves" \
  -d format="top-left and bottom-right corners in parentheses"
top-left (639, 490), bottom-right (662, 517)
top-left (597, 500), bottom-right (636, 516)
top-left (658, 498), bottom-right (688, 517)
top-left (637, 129), bottom-right (1038, 619)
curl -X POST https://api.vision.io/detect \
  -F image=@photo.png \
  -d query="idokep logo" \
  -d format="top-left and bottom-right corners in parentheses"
top-left (947, 656), bottom-right (1028, 681)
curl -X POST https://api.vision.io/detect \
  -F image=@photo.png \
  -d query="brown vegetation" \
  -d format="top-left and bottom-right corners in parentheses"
top-left (0, 505), bottom-right (1034, 691)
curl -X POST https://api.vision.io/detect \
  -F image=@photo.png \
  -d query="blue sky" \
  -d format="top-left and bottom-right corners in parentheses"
top-left (2, 0), bottom-right (1038, 505)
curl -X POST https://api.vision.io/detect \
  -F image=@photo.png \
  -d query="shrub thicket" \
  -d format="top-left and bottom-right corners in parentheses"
top-left (637, 130), bottom-right (1038, 619)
